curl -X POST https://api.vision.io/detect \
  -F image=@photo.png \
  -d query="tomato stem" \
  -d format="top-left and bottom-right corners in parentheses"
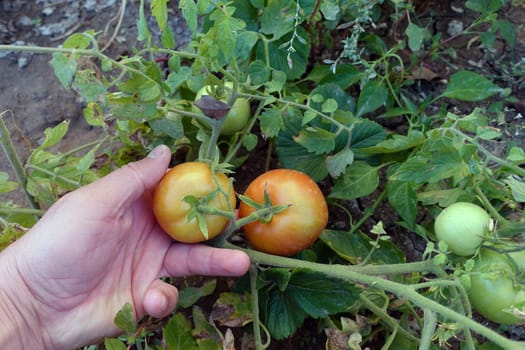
top-left (215, 241), bottom-right (525, 349)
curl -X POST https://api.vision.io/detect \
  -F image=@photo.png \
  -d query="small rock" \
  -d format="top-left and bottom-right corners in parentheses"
top-left (17, 15), bottom-right (33, 27)
top-left (17, 56), bottom-right (29, 69)
top-left (447, 20), bottom-right (464, 37)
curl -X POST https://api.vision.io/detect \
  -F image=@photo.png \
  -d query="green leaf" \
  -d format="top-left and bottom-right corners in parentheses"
top-left (441, 70), bottom-right (503, 102)
top-left (360, 130), bottom-right (426, 154)
top-left (275, 110), bottom-right (328, 181)
top-left (50, 53), bottom-right (77, 90)
top-left (417, 187), bottom-right (466, 207)
top-left (287, 269), bottom-right (360, 318)
top-left (150, 117), bottom-right (184, 139)
top-left (259, 108), bottom-right (284, 138)
top-left (161, 27), bottom-right (176, 49)
top-left (321, 229), bottom-right (405, 264)
top-left (320, 0), bottom-right (340, 21)
top-left (76, 149), bottom-right (95, 173)
top-left (136, 0), bottom-right (151, 42)
top-left (164, 313), bottom-right (197, 350)
top-left (356, 79), bottom-right (388, 117)
top-left (235, 31), bottom-right (260, 63)
top-left (72, 69), bottom-right (106, 103)
top-left (406, 22), bottom-right (425, 51)
top-left (293, 126), bottom-right (335, 155)
top-left (507, 146), bottom-right (525, 164)
top-left (166, 66), bottom-right (192, 94)
top-left (466, 0), bottom-right (502, 13)
top-left (38, 120), bottom-right (70, 150)
top-left (266, 287), bottom-right (306, 340)
top-left (329, 161), bottom-right (380, 200)
top-left (257, 26), bottom-right (310, 80)
top-left (310, 83), bottom-right (355, 113)
top-left (0, 173), bottom-right (18, 194)
top-left (387, 180), bottom-right (417, 229)
top-left (260, 0), bottom-right (295, 40)
top-left (247, 60), bottom-right (271, 86)
top-left (178, 279), bottom-right (217, 308)
top-left (104, 338), bottom-right (127, 350)
top-left (180, 0), bottom-right (198, 36)
top-left (503, 177), bottom-right (525, 203)
top-left (151, 0), bottom-right (169, 31)
top-left (192, 306), bottom-right (222, 348)
top-left (83, 102), bottom-right (104, 126)
top-left (211, 292), bottom-right (253, 327)
top-left (390, 137), bottom-right (470, 184)
top-left (113, 303), bottom-right (137, 334)
top-left (326, 146), bottom-right (354, 178)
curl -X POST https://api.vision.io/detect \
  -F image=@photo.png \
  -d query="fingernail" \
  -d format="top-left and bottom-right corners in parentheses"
top-left (148, 145), bottom-right (167, 159)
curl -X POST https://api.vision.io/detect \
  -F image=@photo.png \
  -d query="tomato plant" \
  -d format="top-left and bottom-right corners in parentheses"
top-left (193, 82), bottom-right (250, 135)
top-left (434, 202), bottom-right (492, 256)
top-left (469, 248), bottom-right (525, 325)
top-left (152, 162), bottom-right (235, 243)
top-left (238, 169), bottom-right (328, 256)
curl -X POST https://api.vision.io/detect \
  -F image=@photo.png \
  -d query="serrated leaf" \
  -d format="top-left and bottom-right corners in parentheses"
top-left (211, 292), bottom-right (252, 327)
top-left (136, 0), bottom-right (151, 42)
top-left (321, 98), bottom-right (338, 113)
top-left (180, 0), bottom-right (198, 36)
top-left (387, 180), bottom-right (417, 229)
top-left (360, 130), bottom-right (426, 154)
top-left (0, 172), bottom-right (18, 194)
top-left (507, 146), bottom-right (525, 164)
top-left (259, 108), bottom-right (284, 138)
top-left (326, 147), bottom-right (354, 178)
top-left (293, 127), bottom-right (335, 155)
top-left (72, 69), bottom-right (106, 103)
top-left (83, 102), bottom-right (104, 126)
top-left (320, 229), bottom-right (405, 264)
top-left (161, 27), bottom-right (176, 49)
top-left (287, 269), bottom-right (360, 318)
top-left (275, 111), bottom-right (328, 181)
top-left (406, 22), bottom-right (425, 52)
top-left (50, 53), bottom-right (77, 90)
top-left (104, 338), bottom-right (126, 350)
top-left (329, 161), bottom-right (380, 200)
top-left (151, 0), bottom-right (169, 31)
top-left (164, 313), bottom-right (197, 350)
top-left (504, 177), bottom-right (525, 202)
top-left (178, 279), bottom-right (217, 309)
top-left (356, 80), bottom-right (388, 117)
top-left (113, 303), bottom-right (137, 334)
top-left (247, 59), bottom-right (270, 86)
top-left (391, 137), bottom-right (470, 184)
top-left (38, 120), bottom-right (69, 150)
top-left (76, 149), bottom-right (95, 173)
top-left (442, 70), bottom-right (503, 102)
top-left (266, 288), bottom-right (307, 340)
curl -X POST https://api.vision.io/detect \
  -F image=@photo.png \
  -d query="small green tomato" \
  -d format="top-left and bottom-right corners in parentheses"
top-left (434, 202), bottom-right (491, 256)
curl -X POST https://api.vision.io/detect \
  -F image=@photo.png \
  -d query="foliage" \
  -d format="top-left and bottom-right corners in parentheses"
top-left (1, 0), bottom-right (525, 349)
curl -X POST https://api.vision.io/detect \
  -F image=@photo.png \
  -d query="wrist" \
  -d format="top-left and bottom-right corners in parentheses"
top-left (0, 247), bottom-right (51, 349)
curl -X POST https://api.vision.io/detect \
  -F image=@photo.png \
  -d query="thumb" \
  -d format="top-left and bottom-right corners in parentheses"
top-left (142, 279), bottom-right (179, 319)
top-left (82, 145), bottom-right (171, 210)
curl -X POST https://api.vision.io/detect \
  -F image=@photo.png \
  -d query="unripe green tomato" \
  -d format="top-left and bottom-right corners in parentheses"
top-left (469, 249), bottom-right (525, 324)
top-left (434, 202), bottom-right (491, 256)
top-left (193, 82), bottom-right (250, 135)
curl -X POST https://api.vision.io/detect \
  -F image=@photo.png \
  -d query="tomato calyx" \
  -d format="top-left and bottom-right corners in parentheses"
top-left (237, 190), bottom-right (290, 225)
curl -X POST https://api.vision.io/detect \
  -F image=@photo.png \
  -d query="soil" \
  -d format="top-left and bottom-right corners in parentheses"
top-left (1, 0), bottom-right (525, 349)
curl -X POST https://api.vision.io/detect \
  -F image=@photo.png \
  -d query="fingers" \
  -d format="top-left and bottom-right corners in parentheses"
top-left (142, 279), bottom-right (179, 319)
top-left (162, 244), bottom-right (250, 278)
top-left (80, 145), bottom-right (171, 211)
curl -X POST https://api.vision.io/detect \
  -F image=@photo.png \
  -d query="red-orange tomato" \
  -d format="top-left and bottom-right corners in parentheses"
top-left (238, 169), bottom-right (328, 256)
top-left (153, 162), bottom-right (236, 243)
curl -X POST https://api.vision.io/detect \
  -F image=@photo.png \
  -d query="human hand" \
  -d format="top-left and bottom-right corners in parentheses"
top-left (0, 145), bottom-right (250, 349)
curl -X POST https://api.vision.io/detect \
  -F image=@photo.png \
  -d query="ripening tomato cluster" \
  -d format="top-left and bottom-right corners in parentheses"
top-left (433, 202), bottom-right (525, 325)
top-left (152, 162), bottom-right (328, 256)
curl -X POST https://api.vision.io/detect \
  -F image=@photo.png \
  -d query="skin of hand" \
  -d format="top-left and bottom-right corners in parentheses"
top-left (0, 145), bottom-right (250, 349)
